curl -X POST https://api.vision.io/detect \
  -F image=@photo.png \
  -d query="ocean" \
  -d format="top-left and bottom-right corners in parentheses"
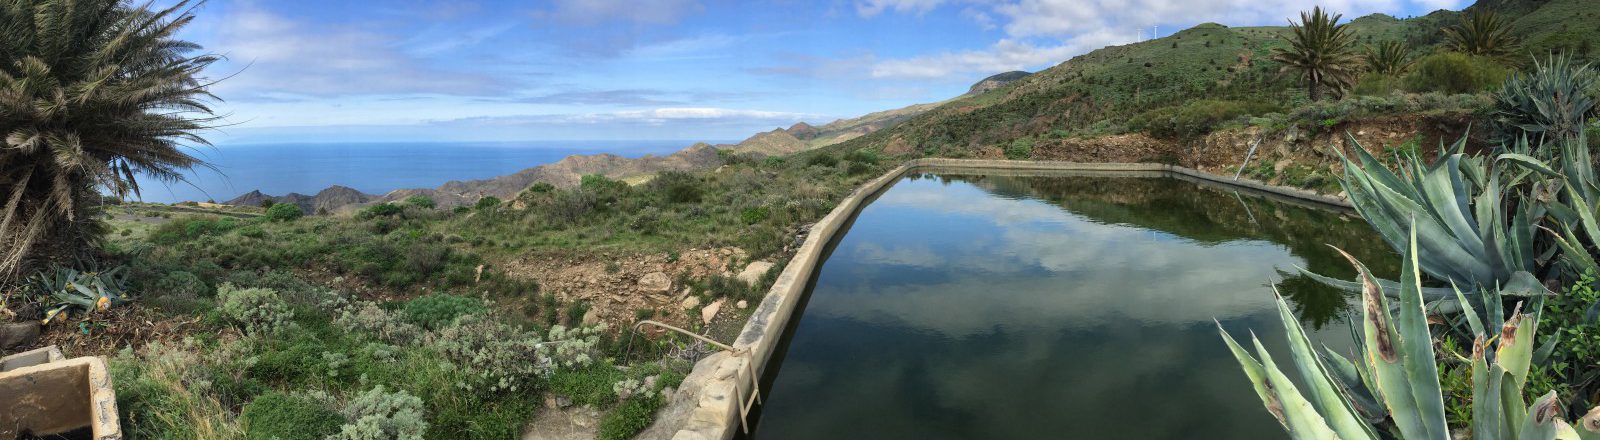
top-left (134, 141), bottom-right (715, 204)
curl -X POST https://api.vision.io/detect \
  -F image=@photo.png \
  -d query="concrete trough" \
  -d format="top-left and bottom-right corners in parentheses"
top-left (0, 346), bottom-right (121, 439)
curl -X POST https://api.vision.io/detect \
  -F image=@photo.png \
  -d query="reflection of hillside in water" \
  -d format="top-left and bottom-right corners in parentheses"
top-left (928, 172), bottom-right (1401, 329)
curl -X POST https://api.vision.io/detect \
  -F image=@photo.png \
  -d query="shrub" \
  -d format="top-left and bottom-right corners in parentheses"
top-left (264, 203), bottom-right (303, 222)
top-left (598, 395), bottom-right (664, 440)
top-left (1404, 52), bottom-right (1510, 94)
top-left (804, 153), bottom-right (837, 168)
top-left (357, 203), bottom-right (402, 220)
top-left (333, 386), bottom-right (428, 440)
top-left (1005, 138), bottom-right (1035, 160)
top-left (1351, 73), bottom-right (1404, 96)
top-left (649, 171), bottom-right (702, 204)
top-left (1130, 99), bottom-right (1281, 139)
top-left (242, 391), bottom-right (344, 440)
top-left (434, 315), bottom-right (549, 394)
top-left (402, 293), bottom-right (486, 330)
top-left (473, 196), bottom-right (501, 210)
top-left (337, 301), bottom-right (424, 346)
top-left (843, 149), bottom-right (881, 165)
top-left (402, 195), bottom-right (435, 209)
top-left (580, 174), bottom-right (628, 192)
top-left (741, 206), bottom-right (770, 225)
top-left (218, 284), bottom-right (294, 336)
top-left (527, 182), bottom-right (555, 193)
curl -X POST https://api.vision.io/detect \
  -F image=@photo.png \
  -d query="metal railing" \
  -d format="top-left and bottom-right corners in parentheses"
top-left (633, 320), bottom-right (764, 434)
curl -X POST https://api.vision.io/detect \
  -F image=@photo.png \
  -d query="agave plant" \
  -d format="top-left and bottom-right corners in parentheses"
top-left (1365, 40), bottom-right (1414, 76)
top-left (29, 264), bottom-right (129, 324)
top-left (1273, 7), bottom-right (1363, 101)
top-left (1493, 54), bottom-right (1599, 146)
top-left (1445, 9), bottom-right (1521, 60)
top-left (1221, 225), bottom-right (1600, 439)
top-left (1502, 133), bottom-right (1600, 279)
top-left (1321, 133), bottom-right (1549, 304)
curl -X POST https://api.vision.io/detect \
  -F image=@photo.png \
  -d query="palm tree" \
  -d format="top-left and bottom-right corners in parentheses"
top-left (1272, 7), bottom-right (1362, 101)
top-left (0, 0), bottom-right (221, 281)
top-left (1444, 9), bottom-right (1521, 59)
top-left (1364, 40), bottom-right (1413, 76)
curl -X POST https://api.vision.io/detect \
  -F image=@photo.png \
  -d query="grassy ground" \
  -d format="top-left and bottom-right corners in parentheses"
top-left (32, 149), bottom-right (895, 440)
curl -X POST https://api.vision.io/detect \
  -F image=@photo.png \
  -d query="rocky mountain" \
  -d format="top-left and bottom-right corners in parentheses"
top-left (224, 185), bottom-right (374, 214)
top-left (966, 71), bottom-right (1030, 95)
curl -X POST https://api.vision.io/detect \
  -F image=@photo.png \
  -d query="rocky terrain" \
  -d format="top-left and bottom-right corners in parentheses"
top-left (966, 71), bottom-right (1030, 95)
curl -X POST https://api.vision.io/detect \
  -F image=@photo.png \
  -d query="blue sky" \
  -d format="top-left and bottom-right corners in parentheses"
top-left (180, 0), bottom-right (1467, 145)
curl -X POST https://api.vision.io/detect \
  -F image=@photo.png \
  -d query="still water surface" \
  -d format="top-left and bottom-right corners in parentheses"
top-left (748, 171), bottom-right (1400, 439)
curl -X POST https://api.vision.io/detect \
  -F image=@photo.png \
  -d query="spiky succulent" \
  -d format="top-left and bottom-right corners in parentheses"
top-left (1222, 224), bottom-right (1600, 439)
top-left (1493, 53), bottom-right (1599, 145)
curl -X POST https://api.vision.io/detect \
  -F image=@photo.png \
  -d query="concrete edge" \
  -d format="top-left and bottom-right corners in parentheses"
top-left (657, 159), bottom-right (1351, 440)
top-left (0, 355), bottom-right (121, 439)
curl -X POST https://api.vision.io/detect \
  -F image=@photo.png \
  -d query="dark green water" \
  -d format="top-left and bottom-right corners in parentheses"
top-left (747, 172), bottom-right (1400, 440)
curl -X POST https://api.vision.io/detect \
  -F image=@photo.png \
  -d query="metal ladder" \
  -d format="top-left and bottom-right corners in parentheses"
top-left (633, 320), bottom-right (764, 434)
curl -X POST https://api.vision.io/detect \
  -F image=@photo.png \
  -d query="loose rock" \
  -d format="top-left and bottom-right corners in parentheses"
top-left (581, 308), bottom-right (601, 326)
top-left (0, 323), bottom-right (40, 350)
top-left (701, 299), bottom-right (724, 325)
top-left (680, 296), bottom-right (701, 310)
top-left (736, 300), bottom-right (748, 310)
top-left (736, 261), bottom-right (775, 287)
top-left (637, 272), bottom-right (672, 292)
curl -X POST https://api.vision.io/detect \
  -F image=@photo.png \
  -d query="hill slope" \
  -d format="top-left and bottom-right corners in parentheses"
top-left (834, 0), bottom-right (1596, 158)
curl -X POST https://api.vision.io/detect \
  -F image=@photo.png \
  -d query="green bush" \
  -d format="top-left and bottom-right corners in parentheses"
top-left (649, 171), bottom-right (702, 204)
top-left (527, 182), bottom-right (555, 193)
top-left (1130, 99), bottom-right (1281, 139)
top-left (402, 293), bottom-right (485, 330)
top-left (333, 386), bottom-right (428, 440)
top-left (473, 196), bottom-right (501, 210)
top-left (218, 284), bottom-right (294, 336)
top-left (242, 391), bottom-right (345, 440)
top-left (740, 206), bottom-right (770, 225)
top-left (265, 203), bottom-right (303, 222)
top-left (357, 203), bottom-right (402, 219)
top-left (598, 395), bottom-right (664, 440)
top-left (1352, 73), bottom-right (1404, 96)
top-left (804, 153), bottom-right (837, 168)
top-left (580, 174), bottom-right (628, 192)
top-left (1005, 138), bottom-right (1035, 160)
top-left (403, 195), bottom-right (435, 209)
top-left (1404, 52), bottom-right (1510, 94)
top-left (843, 149), bottom-right (881, 165)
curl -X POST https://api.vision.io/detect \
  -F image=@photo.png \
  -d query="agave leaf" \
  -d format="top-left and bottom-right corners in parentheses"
top-left (1338, 242), bottom-right (1445, 440)
top-left (1220, 324), bottom-right (1285, 428)
top-left (1575, 406), bottom-right (1600, 440)
top-left (1498, 153), bottom-right (1564, 178)
top-left (1474, 338), bottom-right (1509, 440)
top-left (1271, 289), bottom-right (1377, 438)
top-left (1518, 392), bottom-right (1566, 440)
top-left (1453, 283), bottom-right (1486, 338)
top-left (1391, 225), bottom-right (1450, 439)
top-left (1321, 345), bottom-right (1388, 422)
top-left (1252, 336), bottom-right (1354, 439)
top-left (1497, 305), bottom-right (1538, 390)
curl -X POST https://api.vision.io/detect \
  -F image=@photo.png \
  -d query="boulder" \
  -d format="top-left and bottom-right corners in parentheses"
top-left (736, 261), bottom-right (775, 287)
top-left (701, 299), bottom-right (724, 325)
top-left (0, 323), bottom-right (40, 350)
top-left (638, 272), bottom-right (672, 292)
top-left (581, 308), bottom-right (601, 326)
top-left (680, 296), bottom-right (701, 310)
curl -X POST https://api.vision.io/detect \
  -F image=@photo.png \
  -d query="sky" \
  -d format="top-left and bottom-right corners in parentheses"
top-left (176, 0), bottom-right (1469, 145)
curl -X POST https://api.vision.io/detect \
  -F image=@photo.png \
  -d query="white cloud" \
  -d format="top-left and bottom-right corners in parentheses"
top-left (869, 38), bottom-right (1089, 79)
top-left (207, 5), bottom-right (502, 98)
top-left (857, 0), bottom-right (1468, 80)
top-left (855, 0), bottom-right (951, 17)
top-left (536, 0), bottom-right (704, 25)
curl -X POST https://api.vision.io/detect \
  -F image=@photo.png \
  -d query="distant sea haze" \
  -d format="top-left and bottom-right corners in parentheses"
top-left (136, 141), bottom-right (719, 204)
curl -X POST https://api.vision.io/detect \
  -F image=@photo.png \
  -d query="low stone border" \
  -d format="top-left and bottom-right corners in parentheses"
top-left (649, 159), bottom-right (1351, 440)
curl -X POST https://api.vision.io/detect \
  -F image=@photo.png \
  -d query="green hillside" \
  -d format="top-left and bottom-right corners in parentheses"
top-left (830, 0), bottom-right (1597, 159)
